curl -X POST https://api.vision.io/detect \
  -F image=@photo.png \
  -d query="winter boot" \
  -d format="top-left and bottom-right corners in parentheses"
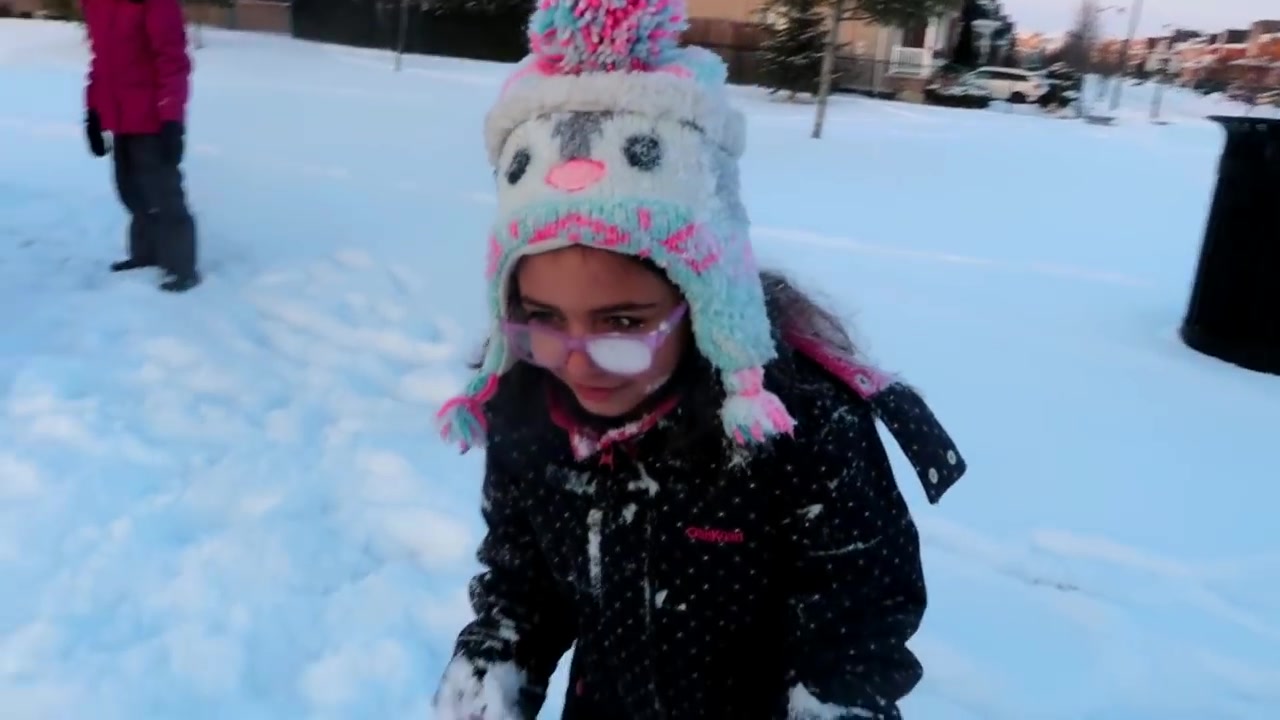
top-left (110, 257), bottom-right (155, 272)
top-left (160, 270), bottom-right (201, 293)
top-left (110, 222), bottom-right (156, 272)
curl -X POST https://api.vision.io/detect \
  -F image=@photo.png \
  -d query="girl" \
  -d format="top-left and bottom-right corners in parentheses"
top-left (83, 0), bottom-right (201, 292)
top-left (433, 1), bottom-right (967, 717)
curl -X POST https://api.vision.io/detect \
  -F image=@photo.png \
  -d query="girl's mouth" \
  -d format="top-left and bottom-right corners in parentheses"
top-left (571, 384), bottom-right (621, 403)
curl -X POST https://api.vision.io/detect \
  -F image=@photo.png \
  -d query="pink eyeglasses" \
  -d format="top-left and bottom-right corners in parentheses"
top-left (501, 303), bottom-right (688, 376)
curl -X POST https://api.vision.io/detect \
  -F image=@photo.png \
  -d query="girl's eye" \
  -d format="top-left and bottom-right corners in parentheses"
top-left (606, 316), bottom-right (645, 331)
top-left (523, 309), bottom-right (558, 325)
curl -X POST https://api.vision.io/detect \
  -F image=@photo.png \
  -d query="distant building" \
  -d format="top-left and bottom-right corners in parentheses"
top-left (1, 0), bottom-right (44, 15)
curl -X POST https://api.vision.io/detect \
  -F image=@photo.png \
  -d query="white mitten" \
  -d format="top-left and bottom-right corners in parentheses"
top-left (433, 657), bottom-right (527, 720)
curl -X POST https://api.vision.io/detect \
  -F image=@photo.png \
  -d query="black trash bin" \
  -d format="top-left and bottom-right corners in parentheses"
top-left (1179, 116), bottom-right (1280, 376)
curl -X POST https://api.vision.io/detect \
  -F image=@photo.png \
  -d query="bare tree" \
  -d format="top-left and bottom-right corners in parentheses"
top-left (811, 0), bottom-right (963, 138)
top-left (1057, 0), bottom-right (1100, 73)
top-left (811, 0), bottom-right (846, 138)
top-left (395, 0), bottom-right (411, 70)
top-left (851, 0), bottom-right (962, 25)
top-left (192, 15), bottom-right (204, 50)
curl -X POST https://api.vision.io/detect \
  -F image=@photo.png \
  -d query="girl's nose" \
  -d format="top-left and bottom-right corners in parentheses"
top-left (545, 159), bottom-right (606, 192)
top-left (563, 347), bottom-right (597, 377)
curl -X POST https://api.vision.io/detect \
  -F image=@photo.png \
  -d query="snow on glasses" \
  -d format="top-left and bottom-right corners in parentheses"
top-left (501, 303), bottom-right (688, 376)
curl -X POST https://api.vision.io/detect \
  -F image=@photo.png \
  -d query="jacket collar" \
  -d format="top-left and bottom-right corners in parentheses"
top-left (541, 334), bottom-right (967, 504)
top-left (546, 384), bottom-right (682, 466)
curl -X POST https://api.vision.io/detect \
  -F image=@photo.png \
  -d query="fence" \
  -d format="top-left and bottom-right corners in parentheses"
top-left (289, 0), bottom-right (529, 63)
top-left (692, 42), bottom-right (908, 98)
top-left (267, 4), bottom-right (921, 97)
top-left (0, 0), bottom-right (291, 31)
top-left (0, 0), bottom-right (42, 17)
top-left (186, 1), bottom-right (293, 35)
top-left (3, 0), bottom-right (73, 19)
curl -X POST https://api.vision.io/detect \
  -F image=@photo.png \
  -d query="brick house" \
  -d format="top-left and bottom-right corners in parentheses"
top-left (1228, 19), bottom-right (1280, 89)
top-left (1246, 19), bottom-right (1280, 45)
top-left (1176, 37), bottom-right (1248, 87)
top-left (685, 0), bottom-right (959, 98)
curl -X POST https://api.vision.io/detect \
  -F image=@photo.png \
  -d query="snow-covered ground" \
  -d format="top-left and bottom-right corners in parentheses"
top-left (1066, 74), bottom-right (1280, 123)
top-left (2, 19), bottom-right (1279, 720)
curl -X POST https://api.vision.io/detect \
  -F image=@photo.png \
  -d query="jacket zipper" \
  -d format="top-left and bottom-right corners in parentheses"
top-left (637, 463), bottom-right (665, 719)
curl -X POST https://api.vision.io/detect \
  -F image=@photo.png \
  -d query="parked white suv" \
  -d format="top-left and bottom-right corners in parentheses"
top-left (962, 67), bottom-right (1049, 103)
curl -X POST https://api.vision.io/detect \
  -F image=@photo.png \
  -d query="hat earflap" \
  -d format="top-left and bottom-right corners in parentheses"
top-left (435, 332), bottom-right (507, 452)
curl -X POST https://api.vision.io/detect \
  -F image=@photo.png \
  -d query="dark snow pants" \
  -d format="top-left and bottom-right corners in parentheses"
top-left (112, 134), bottom-right (198, 277)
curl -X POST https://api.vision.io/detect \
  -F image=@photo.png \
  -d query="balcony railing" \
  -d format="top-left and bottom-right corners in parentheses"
top-left (888, 46), bottom-right (937, 77)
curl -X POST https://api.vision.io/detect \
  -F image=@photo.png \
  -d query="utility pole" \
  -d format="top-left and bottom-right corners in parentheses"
top-left (1080, 4), bottom-right (1123, 120)
top-left (394, 0), bottom-right (410, 71)
top-left (1150, 60), bottom-right (1167, 120)
top-left (1108, 0), bottom-right (1143, 110)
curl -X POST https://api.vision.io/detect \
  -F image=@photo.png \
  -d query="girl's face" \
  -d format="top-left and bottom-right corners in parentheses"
top-left (513, 246), bottom-right (689, 417)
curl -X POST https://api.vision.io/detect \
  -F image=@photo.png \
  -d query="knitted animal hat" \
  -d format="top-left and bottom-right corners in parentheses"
top-left (436, 0), bottom-right (795, 451)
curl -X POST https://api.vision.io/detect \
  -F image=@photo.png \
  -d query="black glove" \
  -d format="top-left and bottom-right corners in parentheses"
top-left (85, 109), bottom-right (108, 158)
top-left (160, 121), bottom-right (185, 165)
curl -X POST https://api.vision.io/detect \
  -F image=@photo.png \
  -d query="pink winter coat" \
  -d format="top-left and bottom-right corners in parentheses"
top-left (84, 0), bottom-right (191, 135)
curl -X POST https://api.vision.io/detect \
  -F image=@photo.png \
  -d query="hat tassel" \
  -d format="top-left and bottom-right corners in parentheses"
top-left (436, 373), bottom-right (500, 452)
top-left (720, 367), bottom-right (795, 444)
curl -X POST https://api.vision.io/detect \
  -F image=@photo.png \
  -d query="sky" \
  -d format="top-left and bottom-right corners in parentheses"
top-left (1001, 0), bottom-right (1277, 36)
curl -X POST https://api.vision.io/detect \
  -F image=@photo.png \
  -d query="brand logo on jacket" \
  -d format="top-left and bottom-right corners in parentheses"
top-left (685, 527), bottom-right (744, 544)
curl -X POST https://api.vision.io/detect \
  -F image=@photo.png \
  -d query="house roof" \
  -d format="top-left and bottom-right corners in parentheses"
top-left (1251, 20), bottom-right (1280, 34)
top-left (1222, 29), bottom-right (1249, 44)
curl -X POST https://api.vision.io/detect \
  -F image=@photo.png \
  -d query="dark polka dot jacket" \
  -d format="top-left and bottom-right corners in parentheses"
top-left (439, 347), bottom-right (966, 720)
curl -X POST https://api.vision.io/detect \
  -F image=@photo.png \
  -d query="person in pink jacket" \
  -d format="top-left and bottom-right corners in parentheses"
top-left (84, 0), bottom-right (200, 292)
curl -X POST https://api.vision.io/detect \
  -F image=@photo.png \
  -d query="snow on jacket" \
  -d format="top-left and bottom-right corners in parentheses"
top-left (84, 0), bottom-right (191, 135)
top-left (436, 337), bottom-right (967, 720)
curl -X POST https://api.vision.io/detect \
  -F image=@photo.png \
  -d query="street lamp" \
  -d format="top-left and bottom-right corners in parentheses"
top-left (1108, 0), bottom-right (1144, 110)
top-left (1081, 4), bottom-right (1125, 117)
top-left (1150, 23), bottom-right (1175, 122)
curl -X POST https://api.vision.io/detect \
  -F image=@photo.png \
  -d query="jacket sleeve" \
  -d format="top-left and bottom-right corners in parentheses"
top-left (775, 396), bottom-right (927, 720)
top-left (440, 453), bottom-right (576, 718)
top-left (145, 0), bottom-right (192, 123)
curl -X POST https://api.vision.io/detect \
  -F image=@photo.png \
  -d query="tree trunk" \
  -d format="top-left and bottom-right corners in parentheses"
top-left (181, 2), bottom-right (202, 50)
top-left (394, 0), bottom-right (410, 71)
top-left (873, 27), bottom-right (887, 95)
top-left (1149, 73), bottom-right (1165, 120)
top-left (811, 0), bottom-right (845, 139)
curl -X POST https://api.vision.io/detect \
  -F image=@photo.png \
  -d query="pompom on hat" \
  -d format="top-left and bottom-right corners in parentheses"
top-left (437, 0), bottom-right (795, 451)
